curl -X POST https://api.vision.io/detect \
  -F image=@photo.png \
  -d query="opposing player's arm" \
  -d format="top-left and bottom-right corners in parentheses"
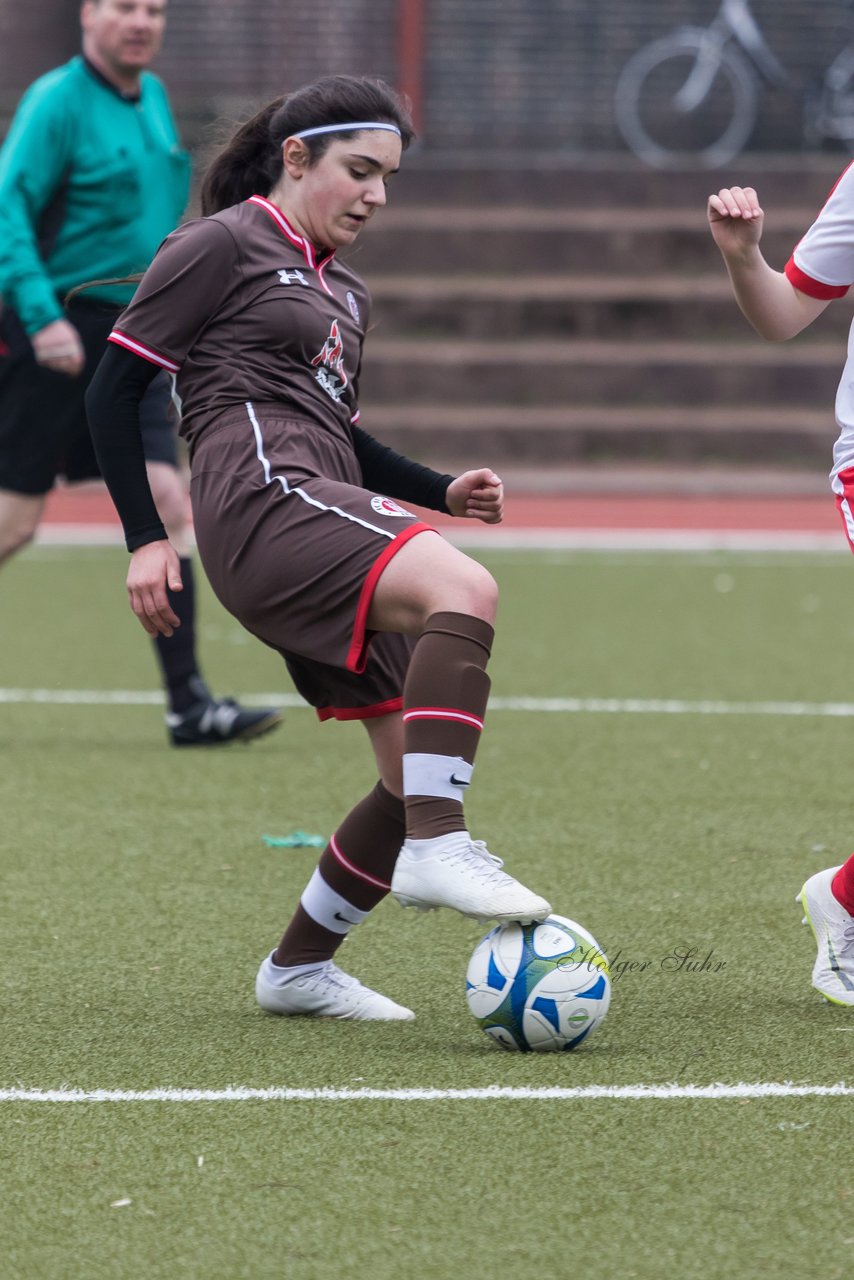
top-left (708, 186), bottom-right (832, 341)
top-left (719, 252), bottom-right (829, 341)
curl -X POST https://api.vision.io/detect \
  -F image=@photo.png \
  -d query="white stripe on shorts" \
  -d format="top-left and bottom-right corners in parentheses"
top-left (245, 401), bottom-right (397, 540)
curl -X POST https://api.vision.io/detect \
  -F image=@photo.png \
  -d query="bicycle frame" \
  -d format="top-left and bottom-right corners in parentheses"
top-left (615, 0), bottom-right (854, 164)
top-left (674, 0), bottom-right (788, 112)
top-left (720, 0), bottom-right (788, 87)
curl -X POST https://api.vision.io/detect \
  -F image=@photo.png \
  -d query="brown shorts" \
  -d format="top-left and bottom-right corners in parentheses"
top-left (189, 403), bottom-right (436, 720)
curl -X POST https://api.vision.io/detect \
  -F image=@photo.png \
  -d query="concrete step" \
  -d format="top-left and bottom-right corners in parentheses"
top-left (343, 161), bottom-right (850, 470)
top-left (391, 157), bottom-right (845, 209)
top-left (367, 273), bottom-right (852, 340)
top-left (352, 206), bottom-right (806, 274)
top-left (359, 403), bottom-right (837, 469)
top-left (358, 338), bottom-right (841, 407)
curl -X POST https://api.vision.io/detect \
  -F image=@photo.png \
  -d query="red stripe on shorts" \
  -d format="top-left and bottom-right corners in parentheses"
top-left (346, 522), bottom-right (435, 674)
top-left (834, 467), bottom-right (854, 552)
top-left (316, 697), bottom-right (403, 723)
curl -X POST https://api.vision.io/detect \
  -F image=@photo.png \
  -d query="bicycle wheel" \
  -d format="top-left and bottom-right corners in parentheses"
top-left (809, 44), bottom-right (854, 144)
top-left (615, 29), bottom-right (758, 168)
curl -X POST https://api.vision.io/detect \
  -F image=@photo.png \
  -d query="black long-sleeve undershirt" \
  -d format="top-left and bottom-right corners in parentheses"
top-left (350, 424), bottom-right (454, 515)
top-left (85, 343), bottom-right (166, 551)
top-left (85, 343), bottom-right (455, 552)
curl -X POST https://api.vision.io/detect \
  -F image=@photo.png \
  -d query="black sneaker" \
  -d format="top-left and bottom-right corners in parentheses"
top-left (167, 696), bottom-right (283, 747)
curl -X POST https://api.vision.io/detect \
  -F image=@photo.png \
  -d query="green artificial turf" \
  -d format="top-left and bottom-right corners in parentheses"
top-left (1, 546), bottom-right (853, 1279)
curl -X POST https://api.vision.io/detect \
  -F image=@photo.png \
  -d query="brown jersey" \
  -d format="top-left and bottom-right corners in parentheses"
top-left (108, 196), bottom-right (372, 453)
top-left (108, 195), bottom-right (433, 721)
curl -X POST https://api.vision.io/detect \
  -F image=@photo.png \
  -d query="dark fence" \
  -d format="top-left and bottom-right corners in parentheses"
top-left (1, 1), bottom-right (851, 162)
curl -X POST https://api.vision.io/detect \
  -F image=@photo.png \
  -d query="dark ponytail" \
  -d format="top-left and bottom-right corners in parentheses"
top-left (199, 98), bottom-right (287, 217)
top-left (200, 76), bottom-right (415, 216)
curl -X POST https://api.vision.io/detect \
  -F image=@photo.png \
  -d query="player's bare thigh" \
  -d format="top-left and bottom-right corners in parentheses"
top-left (367, 530), bottom-right (497, 636)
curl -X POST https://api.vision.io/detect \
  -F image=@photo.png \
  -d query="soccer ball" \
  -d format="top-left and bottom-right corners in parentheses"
top-left (465, 914), bottom-right (611, 1052)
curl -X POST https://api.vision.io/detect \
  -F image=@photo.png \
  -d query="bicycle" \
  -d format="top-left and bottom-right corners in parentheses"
top-left (614, 0), bottom-right (854, 168)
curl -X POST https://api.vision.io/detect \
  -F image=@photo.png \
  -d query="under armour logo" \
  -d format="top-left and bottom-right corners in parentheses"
top-left (278, 268), bottom-right (308, 286)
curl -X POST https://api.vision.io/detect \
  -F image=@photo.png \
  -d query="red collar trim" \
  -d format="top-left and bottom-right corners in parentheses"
top-left (247, 195), bottom-right (335, 270)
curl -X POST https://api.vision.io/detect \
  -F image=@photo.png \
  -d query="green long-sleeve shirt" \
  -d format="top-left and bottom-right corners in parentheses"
top-left (0, 55), bottom-right (190, 335)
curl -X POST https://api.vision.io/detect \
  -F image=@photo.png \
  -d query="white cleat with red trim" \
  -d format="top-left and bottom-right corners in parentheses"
top-left (392, 831), bottom-right (551, 924)
top-left (797, 867), bottom-right (854, 1007)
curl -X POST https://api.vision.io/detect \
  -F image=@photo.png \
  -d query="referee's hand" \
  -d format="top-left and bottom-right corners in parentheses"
top-left (31, 318), bottom-right (85, 376)
top-left (126, 540), bottom-right (183, 636)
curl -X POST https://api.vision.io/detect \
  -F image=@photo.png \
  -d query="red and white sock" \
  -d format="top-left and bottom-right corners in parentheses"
top-left (831, 853), bottom-right (854, 916)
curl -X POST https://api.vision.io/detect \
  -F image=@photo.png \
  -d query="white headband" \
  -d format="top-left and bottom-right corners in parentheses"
top-left (293, 121), bottom-right (401, 141)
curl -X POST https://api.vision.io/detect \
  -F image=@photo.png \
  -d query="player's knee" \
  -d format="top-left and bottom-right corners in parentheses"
top-left (453, 561), bottom-right (498, 622)
top-left (420, 559), bottom-right (498, 626)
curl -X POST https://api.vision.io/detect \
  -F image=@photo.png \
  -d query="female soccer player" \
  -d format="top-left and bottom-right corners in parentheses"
top-left (708, 178), bottom-right (854, 1007)
top-left (86, 75), bottom-right (550, 1022)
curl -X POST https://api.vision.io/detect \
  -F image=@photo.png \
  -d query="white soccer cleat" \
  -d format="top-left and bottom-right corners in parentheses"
top-left (797, 867), bottom-right (854, 1007)
top-left (391, 832), bottom-right (551, 924)
top-left (255, 956), bottom-right (415, 1021)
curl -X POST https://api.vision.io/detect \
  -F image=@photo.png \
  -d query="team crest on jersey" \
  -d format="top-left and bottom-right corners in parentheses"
top-left (370, 495), bottom-right (413, 518)
top-left (346, 290), bottom-right (361, 323)
top-left (311, 320), bottom-right (349, 403)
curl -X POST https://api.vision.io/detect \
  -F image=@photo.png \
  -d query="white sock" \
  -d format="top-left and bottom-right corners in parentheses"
top-left (300, 867), bottom-right (369, 934)
top-left (261, 954), bottom-right (325, 984)
top-left (403, 753), bottom-right (474, 801)
top-left (402, 831), bottom-right (470, 860)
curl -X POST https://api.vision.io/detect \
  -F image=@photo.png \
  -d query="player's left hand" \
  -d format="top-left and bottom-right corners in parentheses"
top-left (126, 539), bottom-right (183, 637)
top-left (446, 469), bottom-right (504, 524)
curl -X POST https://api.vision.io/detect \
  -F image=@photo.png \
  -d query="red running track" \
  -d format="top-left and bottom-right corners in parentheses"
top-left (40, 484), bottom-right (842, 536)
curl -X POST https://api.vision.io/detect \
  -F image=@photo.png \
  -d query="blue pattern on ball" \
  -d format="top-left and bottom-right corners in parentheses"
top-left (465, 914), bottom-right (612, 1053)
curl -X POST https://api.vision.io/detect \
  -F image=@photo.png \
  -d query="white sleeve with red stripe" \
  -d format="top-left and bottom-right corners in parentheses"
top-left (107, 217), bottom-right (237, 370)
top-left (785, 162), bottom-right (854, 300)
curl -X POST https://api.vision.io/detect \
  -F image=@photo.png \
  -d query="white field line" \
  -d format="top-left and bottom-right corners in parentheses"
top-left (5, 688), bottom-right (854, 719)
top-left (0, 1083), bottom-right (850, 1103)
top-left (33, 524), bottom-right (846, 553)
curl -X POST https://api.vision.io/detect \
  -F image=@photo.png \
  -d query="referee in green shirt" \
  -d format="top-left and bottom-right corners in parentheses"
top-left (0, 0), bottom-right (281, 747)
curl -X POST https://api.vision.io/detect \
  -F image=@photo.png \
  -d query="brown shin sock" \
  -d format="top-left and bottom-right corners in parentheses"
top-left (272, 781), bottom-right (405, 968)
top-left (402, 611), bottom-right (494, 840)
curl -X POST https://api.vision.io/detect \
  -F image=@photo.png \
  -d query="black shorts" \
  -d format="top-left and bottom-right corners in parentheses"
top-left (0, 297), bottom-right (177, 496)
